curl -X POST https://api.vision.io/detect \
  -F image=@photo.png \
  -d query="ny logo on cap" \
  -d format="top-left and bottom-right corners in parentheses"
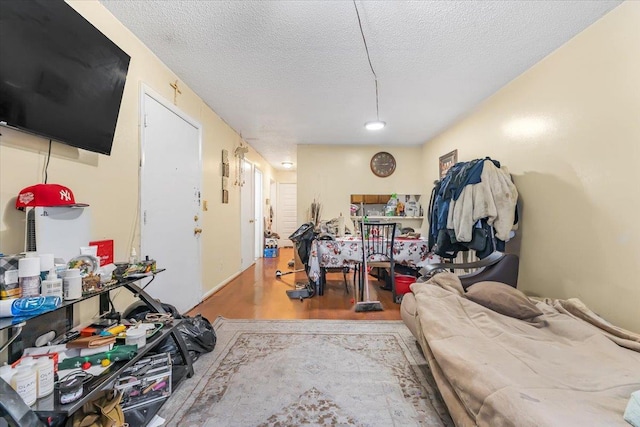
top-left (60, 189), bottom-right (72, 202)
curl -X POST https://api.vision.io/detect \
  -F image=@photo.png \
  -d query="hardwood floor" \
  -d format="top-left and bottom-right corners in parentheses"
top-left (188, 247), bottom-right (401, 321)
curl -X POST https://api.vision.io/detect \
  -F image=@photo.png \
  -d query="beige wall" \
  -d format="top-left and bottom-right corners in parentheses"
top-left (0, 1), bottom-right (275, 305)
top-left (295, 3), bottom-right (638, 332)
top-left (297, 145), bottom-right (426, 234)
top-left (275, 170), bottom-right (297, 184)
top-left (421, 2), bottom-right (639, 331)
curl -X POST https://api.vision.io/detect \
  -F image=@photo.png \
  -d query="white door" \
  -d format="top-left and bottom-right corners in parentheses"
top-left (276, 183), bottom-right (297, 247)
top-left (140, 88), bottom-right (202, 313)
top-left (240, 159), bottom-right (255, 270)
top-left (254, 168), bottom-right (263, 258)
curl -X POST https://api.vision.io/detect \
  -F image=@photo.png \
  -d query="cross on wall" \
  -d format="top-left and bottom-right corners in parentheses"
top-left (170, 79), bottom-right (182, 105)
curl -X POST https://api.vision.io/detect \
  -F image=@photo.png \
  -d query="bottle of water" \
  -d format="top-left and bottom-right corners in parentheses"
top-left (0, 296), bottom-right (62, 318)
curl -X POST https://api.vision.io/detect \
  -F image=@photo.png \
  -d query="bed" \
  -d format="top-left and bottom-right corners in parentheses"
top-left (400, 272), bottom-right (640, 426)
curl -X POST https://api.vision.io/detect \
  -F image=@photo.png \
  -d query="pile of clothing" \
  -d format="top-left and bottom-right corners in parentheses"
top-left (427, 157), bottom-right (518, 259)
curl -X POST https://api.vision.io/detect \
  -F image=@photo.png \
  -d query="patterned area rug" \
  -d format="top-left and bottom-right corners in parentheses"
top-left (158, 318), bottom-right (453, 426)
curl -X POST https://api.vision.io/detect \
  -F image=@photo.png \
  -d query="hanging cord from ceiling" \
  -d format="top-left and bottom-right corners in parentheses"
top-left (353, 0), bottom-right (381, 121)
top-left (42, 139), bottom-right (52, 183)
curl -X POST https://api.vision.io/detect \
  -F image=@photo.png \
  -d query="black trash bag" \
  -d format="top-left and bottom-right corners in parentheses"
top-left (176, 314), bottom-right (217, 360)
top-left (156, 315), bottom-right (216, 364)
top-left (122, 301), bottom-right (216, 364)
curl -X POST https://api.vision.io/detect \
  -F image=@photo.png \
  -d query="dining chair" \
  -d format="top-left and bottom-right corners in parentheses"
top-left (316, 233), bottom-right (351, 295)
top-left (360, 222), bottom-right (400, 303)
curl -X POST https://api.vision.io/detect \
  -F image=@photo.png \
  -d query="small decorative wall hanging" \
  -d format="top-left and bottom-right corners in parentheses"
top-left (234, 138), bottom-right (249, 187)
top-left (169, 79), bottom-right (182, 105)
top-left (439, 149), bottom-right (458, 179)
top-left (222, 149), bottom-right (230, 178)
top-left (222, 149), bottom-right (230, 204)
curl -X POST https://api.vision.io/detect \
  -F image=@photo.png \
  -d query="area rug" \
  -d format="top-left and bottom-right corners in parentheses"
top-left (158, 318), bottom-right (453, 426)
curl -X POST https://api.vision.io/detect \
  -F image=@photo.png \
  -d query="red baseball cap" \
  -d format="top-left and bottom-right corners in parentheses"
top-left (16, 184), bottom-right (89, 209)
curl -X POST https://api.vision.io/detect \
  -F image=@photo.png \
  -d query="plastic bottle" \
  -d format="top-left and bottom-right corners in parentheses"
top-left (38, 253), bottom-right (55, 281)
top-left (41, 268), bottom-right (63, 298)
top-left (35, 357), bottom-right (55, 398)
top-left (0, 363), bottom-right (14, 384)
top-left (11, 365), bottom-right (37, 406)
top-left (129, 247), bottom-right (138, 265)
top-left (63, 268), bottom-right (82, 300)
top-left (338, 213), bottom-right (345, 237)
top-left (0, 296), bottom-right (62, 318)
top-left (18, 257), bottom-right (41, 297)
top-left (386, 194), bottom-right (398, 217)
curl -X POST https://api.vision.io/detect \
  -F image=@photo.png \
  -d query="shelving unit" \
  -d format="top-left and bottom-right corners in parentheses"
top-left (350, 216), bottom-right (424, 221)
top-left (0, 271), bottom-right (194, 427)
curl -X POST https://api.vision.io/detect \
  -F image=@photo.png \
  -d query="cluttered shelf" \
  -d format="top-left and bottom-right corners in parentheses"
top-left (350, 216), bottom-right (424, 220)
top-left (0, 270), bottom-right (165, 331)
top-left (1, 266), bottom-right (198, 427)
top-left (30, 319), bottom-right (185, 416)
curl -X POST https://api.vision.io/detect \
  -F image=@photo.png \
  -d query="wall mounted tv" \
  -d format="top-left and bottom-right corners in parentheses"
top-left (0, 0), bottom-right (130, 155)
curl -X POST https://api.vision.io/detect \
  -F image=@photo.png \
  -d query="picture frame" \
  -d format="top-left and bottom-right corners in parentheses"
top-left (222, 149), bottom-right (230, 203)
top-left (439, 149), bottom-right (458, 179)
top-left (222, 150), bottom-right (230, 177)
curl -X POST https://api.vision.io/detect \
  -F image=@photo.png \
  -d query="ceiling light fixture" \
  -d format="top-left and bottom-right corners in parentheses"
top-left (365, 121), bottom-right (386, 131)
top-left (281, 161), bottom-right (294, 169)
top-left (354, 1), bottom-right (385, 131)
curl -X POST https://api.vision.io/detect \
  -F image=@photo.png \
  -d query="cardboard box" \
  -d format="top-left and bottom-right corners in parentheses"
top-left (88, 239), bottom-right (114, 266)
top-left (263, 248), bottom-right (279, 258)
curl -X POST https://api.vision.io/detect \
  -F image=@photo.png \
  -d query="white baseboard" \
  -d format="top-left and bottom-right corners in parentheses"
top-left (201, 271), bottom-right (241, 302)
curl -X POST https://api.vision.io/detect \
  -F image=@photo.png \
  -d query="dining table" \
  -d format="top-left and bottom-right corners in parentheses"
top-left (307, 235), bottom-right (441, 296)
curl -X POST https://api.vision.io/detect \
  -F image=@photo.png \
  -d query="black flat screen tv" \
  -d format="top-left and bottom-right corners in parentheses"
top-left (0, 0), bottom-right (130, 155)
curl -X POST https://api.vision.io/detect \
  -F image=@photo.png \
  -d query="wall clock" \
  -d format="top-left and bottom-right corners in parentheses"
top-left (370, 151), bottom-right (396, 177)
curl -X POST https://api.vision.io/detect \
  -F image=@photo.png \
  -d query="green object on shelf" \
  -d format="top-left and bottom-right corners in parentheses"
top-left (59, 345), bottom-right (138, 370)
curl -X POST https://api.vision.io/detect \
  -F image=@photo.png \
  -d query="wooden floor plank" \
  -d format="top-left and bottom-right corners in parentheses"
top-left (188, 247), bottom-right (402, 321)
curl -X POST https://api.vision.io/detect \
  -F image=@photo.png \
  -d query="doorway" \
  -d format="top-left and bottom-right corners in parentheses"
top-left (276, 183), bottom-right (297, 247)
top-left (140, 87), bottom-right (202, 313)
top-left (240, 159), bottom-right (255, 271)
top-left (254, 167), bottom-right (263, 259)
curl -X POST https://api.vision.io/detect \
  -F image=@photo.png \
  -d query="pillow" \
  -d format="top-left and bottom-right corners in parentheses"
top-left (465, 281), bottom-right (543, 320)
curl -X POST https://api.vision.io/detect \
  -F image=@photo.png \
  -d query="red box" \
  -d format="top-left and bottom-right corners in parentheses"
top-left (395, 274), bottom-right (417, 295)
top-left (89, 239), bottom-right (114, 266)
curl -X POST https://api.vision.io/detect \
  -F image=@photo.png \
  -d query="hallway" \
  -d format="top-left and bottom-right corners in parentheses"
top-left (189, 247), bottom-right (402, 321)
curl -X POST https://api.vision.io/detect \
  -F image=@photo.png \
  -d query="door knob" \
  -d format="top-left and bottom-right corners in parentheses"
top-left (249, 219), bottom-right (255, 223)
top-left (194, 228), bottom-right (203, 234)
top-left (194, 215), bottom-right (199, 222)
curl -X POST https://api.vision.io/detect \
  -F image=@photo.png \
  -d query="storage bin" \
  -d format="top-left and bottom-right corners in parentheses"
top-left (395, 274), bottom-right (417, 295)
top-left (263, 248), bottom-right (279, 258)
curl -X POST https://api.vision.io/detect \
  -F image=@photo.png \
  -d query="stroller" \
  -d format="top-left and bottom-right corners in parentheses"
top-left (275, 222), bottom-right (317, 299)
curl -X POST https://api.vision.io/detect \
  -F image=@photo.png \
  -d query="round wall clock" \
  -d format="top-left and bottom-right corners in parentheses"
top-left (370, 151), bottom-right (396, 177)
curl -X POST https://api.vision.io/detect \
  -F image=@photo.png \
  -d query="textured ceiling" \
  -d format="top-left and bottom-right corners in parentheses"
top-left (100, 0), bottom-right (622, 171)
